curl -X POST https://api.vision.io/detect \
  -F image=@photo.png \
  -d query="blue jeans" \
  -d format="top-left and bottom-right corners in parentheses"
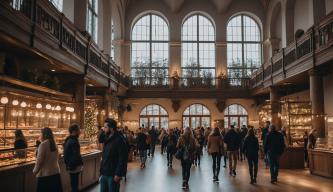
top-left (268, 153), bottom-right (280, 180)
top-left (100, 175), bottom-right (120, 192)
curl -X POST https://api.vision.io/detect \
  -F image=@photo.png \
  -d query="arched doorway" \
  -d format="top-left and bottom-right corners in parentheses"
top-left (139, 104), bottom-right (168, 129)
top-left (182, 104), bottom-right (211, 128)
top-left (224, 104), bottom-right (248, 128)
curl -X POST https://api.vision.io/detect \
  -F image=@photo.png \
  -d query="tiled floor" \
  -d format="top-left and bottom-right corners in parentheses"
top-left (85, 148), bottom-right (333, 192)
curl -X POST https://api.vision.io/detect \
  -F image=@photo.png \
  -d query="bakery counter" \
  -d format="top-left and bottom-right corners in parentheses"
top-left (280, 146), bottom-right (305, 169)
top-left (0, 151), bottom-right (102, 192)
top-left (309, 149), bottom-right (333, 179)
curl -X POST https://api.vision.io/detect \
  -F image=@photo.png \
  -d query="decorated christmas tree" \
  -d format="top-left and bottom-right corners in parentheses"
top-left (84, 100), bottom-right (98, 141)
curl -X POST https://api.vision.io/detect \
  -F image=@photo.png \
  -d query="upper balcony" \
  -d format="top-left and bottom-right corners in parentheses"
top-left (125, 76), bottom-right (252, 99)
top-left (0, 0), bottom-right (122, 90)
top-left (250, 12), bottom-right (333, 93)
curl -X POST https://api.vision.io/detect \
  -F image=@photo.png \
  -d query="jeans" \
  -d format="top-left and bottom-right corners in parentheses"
top-left (228, 151), bottom-right (238, 172)
top-left (268, 152), bottom-right (280, 180)
top-left (149, 144), bottom-right (156, 156)
top-left (167, 151), bottom-right (173, 165)
top-left (211, 153), bottom-right (221, 177)
top-left (139, 150), bottom-right (147, 164)
top-left (194, 153), bottom-right (201, 165)
top-left (181, 160), bottom-right (192, 182)
top-left (100, 175), bottom-right (120, 192)
top-left (70, 172), bottom-right (80, 192)
top-left (246, 155), bottom-right (258, 179)
top-left (223, 153), bottom-right (227, 166)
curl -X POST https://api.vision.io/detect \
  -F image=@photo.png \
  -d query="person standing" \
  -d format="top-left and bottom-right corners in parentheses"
top-left (240, 125), bottom-right (248, 161)
top-left (136, 128), bottom-right (148, 168)
top-left (243, 128), bottom-right (259, 184)
top-left (33, 127), bottom-right (62, 192)
top-left (261, 121), bottom-right (270, 168)
top-left (100, 118), bottom-right (128, 192)
top-left (177, 127), bottom-right (197, 190)
top-left (166, 129), bottom-right (177, 168)
top-left (264, 125), bottom-right (286, 184)
top-left (224, 125), bottom-right (241, 176)
top-left (207, 128), bottom-right (224, 182)
top-left (14, 129), bottom-right (28, 158)
top-left (148, 126), bottom-right (158, 157)
top-left (63, 124), bottom-right (83, 192)
top-left (303, 131), bottom-right (309, 167)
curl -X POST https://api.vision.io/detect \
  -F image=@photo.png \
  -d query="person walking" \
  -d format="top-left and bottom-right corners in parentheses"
top-left (261, 121), bottom-right (270, 168)
top-left (243, 128), bottom-right (259, 184)
top-left (221, 128), bottom-right (228, 168)
top-left (177, 127), bottom-right (197, 190)
top-left (166, 129), bottom-right (177, 168)
top-left (240, 125), bottom-right (248, 161)
top-left (63, 124), bottom-right (83, 192)
top-left (137, 128), bottom-right (148, 168)
top-left (148, 126), bottom-right (158, 157)
top-left (224, 125), bottom-right (241, 176)
top-left (100, 118), bottom-right (128, 192)
top-left (207, 127), bottom-right (224, 182)
top-left (33, 127), bottom-right (63, 192)
top-left (264, 125), bottom-right (286, 184)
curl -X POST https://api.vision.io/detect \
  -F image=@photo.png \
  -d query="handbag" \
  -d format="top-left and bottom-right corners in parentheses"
top-left (175, 147), bottom-right (184, 160)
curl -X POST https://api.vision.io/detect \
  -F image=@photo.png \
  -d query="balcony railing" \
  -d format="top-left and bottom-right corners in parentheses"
top-left (1, 0), bottom-right (121, 87)
top-left (251, 12), bottom-right (333, 89)
top-left (129, 77), bottom-right (250, 89)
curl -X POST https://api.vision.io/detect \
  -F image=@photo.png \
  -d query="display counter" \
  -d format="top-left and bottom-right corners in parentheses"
top-left (0, 150), bottom-right (102, 192)
top-left (309, 149), bottom-right (333, 179)
top-left (280, 146), bottom-right (305, 169)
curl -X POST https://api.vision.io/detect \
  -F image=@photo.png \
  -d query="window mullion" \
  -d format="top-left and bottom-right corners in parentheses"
top-left (241, 15), bottom-right (245, 79)
top-left (149, 14), bottom-right (153, 83)
top-left (197, 15), bottom-right (200, 76)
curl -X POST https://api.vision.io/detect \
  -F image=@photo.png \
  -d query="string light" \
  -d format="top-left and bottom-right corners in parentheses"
top-left (20, 101), bottom-right (27, 108)
top-left (0, 96), bottom-right (8, 104)
top-left (12, 100), bottom-right (19, 106)
top-left (36, 103), bottom-right (42, 109)
top-left (46, 104), bottom-right (52, 109)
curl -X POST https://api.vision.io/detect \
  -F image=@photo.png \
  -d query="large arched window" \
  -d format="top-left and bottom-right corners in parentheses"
top-left (131, 14), bottom-right (169, 85)
top-left (224, 104), bottom-right (248, 128)
top-left (140, 104), bottom-right (168, 129)
top-left (227, 15), bottom-right (261, 85)
top-left (182, 14), bottom-right (215, 78)
top-left (183, 104), bottom-right (211, 128)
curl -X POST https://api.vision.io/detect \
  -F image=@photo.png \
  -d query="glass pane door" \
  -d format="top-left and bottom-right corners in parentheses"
top-left (149, 117), bottom-right (159, 128)
top-left (201, 117), bottom-right (210, 128)
top-left (140, 117), bottom-right (148, 128)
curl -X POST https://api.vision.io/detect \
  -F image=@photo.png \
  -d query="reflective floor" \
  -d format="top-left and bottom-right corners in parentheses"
top-left (85, 148), bottom-right (333, 192)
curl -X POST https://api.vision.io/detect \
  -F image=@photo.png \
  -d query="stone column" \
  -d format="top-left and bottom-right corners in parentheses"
top-left (309, 69), bottom-right (325, 138)
top-left (270, 86), bottom-right (281, 129)
top-left (74, 0), bottom-right (88, 32)
top-left (75, 76), bottom-right (86, 129)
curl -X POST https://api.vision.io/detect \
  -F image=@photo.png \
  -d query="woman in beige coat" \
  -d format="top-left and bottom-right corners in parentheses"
top-left (33, 127), bottom-right (63, 192)
top-left (208, 127), bottom-right (225, 182)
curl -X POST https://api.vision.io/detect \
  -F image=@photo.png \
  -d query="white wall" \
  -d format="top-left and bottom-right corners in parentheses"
top-left (294, 0), bottom-right (312, 33)
top-left (326, 0), bottom-right (333, 15)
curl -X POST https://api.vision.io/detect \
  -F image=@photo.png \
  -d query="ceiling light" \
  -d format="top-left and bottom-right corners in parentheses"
top-left (51, 69), bottom-right (56, 72)
top-left (0, 97), bottom-right (9, 104)
top-left (36, 103), bottom-right (42, 109)
top-left (12, 100), bottom-right (19, 106)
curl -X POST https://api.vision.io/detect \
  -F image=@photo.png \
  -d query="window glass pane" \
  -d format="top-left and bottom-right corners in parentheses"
top-left (132, 15), bottom-right (150, 41)
top-left (161, 117), bottom-right (169, 129)
top-left (198, 15), bottom-right (214, 41)
top-left (240, 116), bottom-right (248, 127)
top-left (50, 0), bottom-right (63, 11)
top-left (224, 117), bottom-right (229, 128)
top-left (230, 117), bottom-right (238, 128)
top-left (243, 16), bottom-right (260, 42)
top-left (202, 106), bottom-right (210, 115)
top-left (182, 16), bottom-right (197, 41)
top-left (227, 16), bottom-right (242, 42)
top-left (140, 118), bottom-right (148, 128)
top-left (183, 117), bottom-right (190, 128)
top-left (152, 15), bottom-right (168, 41)
top-left (202, 117), bottom-right (210, 128)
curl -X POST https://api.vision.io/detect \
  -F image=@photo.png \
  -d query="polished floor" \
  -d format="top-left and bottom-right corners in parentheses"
top-left (85, 147), bottom-right (333, 192)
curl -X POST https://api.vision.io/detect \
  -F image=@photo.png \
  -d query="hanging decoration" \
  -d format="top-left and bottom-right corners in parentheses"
top-left (84, 100), bottom-right (98, 140)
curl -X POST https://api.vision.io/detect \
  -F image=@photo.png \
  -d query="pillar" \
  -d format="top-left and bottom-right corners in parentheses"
top-left (309, 69), bottom-right (325, 138)
top-left (75, 77), bottom-right (86, 129)
top-left (270, 86), bottom-right (281, 129)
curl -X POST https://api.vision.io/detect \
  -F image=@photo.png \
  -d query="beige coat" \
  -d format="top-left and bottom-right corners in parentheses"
top-left (207, 135), bottom-right (224, 155)
top-left (33, 139), bottom-right (60, 177)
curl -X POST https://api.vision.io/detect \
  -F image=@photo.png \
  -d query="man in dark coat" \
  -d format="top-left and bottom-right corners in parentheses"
top-left (148, 126), bottom-right (158, 157)
top-left (224, 125), bottom-right (241, 176)
top-left (264, 125), bottom-right (286, 183)
top-left (100, 118), bottom-right (128, 192)
top-left (261, 121), bottom-right (270, 168)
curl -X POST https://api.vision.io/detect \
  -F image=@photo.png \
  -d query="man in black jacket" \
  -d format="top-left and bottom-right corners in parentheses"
top-left (148, 126), bottom-right (158, 157)
top-left (100, 118), bottom-right (128, 192)
top-left (63, 124), bottom-right (83, 192)
top-left (264, 125), bottom-right (286, 183)
top-left (261, 121), bottom-right (270, 168)
top-left (224, 125), bottom-right (241, 176)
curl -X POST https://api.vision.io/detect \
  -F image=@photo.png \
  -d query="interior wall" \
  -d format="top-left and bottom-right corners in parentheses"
top-left (324, 71), bottom-right (333, 116)
top-left (63, 0), bottom-right (74, 22)
top-left (281, 90), bottom-right (310, 101)
top-left (121, 98), bottom-right (257, 130)
top-left (294, 0), bottom-right (312, 33)
top-left (326, 0), bottom-right (333, 15)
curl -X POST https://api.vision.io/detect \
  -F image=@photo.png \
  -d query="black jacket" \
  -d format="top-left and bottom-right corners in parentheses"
top-left (242, 136), bottom-right (259, 157)
top-left (136, 132), bottom-right (148, 150)
top-left (166, 134), bottom-right (177, 152)
top-left (63, 135), bottom-right (83, 171)
top-left (148, 129), bottom-right (158, 144)
top-left (224, 129), bottom-right (241, 151)
top-left (100, 131), bottom-right (128, 177)
top-left (264, 130), bottom-right (285, 155)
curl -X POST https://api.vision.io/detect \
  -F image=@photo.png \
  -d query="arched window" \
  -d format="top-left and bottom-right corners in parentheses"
top-left (227, 15), bottom-right (261, 85)
top-left (182, 14), bottom-right (215, 78)
top-left (224, 104), bottom-right (248, 128)
top-left (131, 14), bottom-right (169, 86)
top-left (87, 0), bottom-right (98, 42)
top-left (140, 104), bottom-right (168, 129)
top-left (182, 104), bottom-right (211, 128)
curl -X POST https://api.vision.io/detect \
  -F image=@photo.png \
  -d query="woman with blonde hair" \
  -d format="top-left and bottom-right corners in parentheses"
top-left (33, 127), bottom-right (62, 192)
top-left (176, 127), bottom-right (197, 189)
top-left (208, 127), bottom-right (224, 182)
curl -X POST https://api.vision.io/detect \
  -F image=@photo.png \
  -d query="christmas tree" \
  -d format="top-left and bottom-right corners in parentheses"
top-left (84, 100), bottom-right (98, 141)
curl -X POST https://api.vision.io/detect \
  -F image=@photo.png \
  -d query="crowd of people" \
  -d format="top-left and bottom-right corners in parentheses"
top-left (11, 118), bottom-right (319, 192)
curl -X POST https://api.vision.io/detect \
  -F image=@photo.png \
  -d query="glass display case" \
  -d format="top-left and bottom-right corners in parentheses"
top-left (281, 101), bottom-right (312, 145)
top-left (0, 140), bottom-right (100, 168)
top-left (258, 102), bottom-right (271, 127)
top-left (0, 93), bottom-right (76, 149)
